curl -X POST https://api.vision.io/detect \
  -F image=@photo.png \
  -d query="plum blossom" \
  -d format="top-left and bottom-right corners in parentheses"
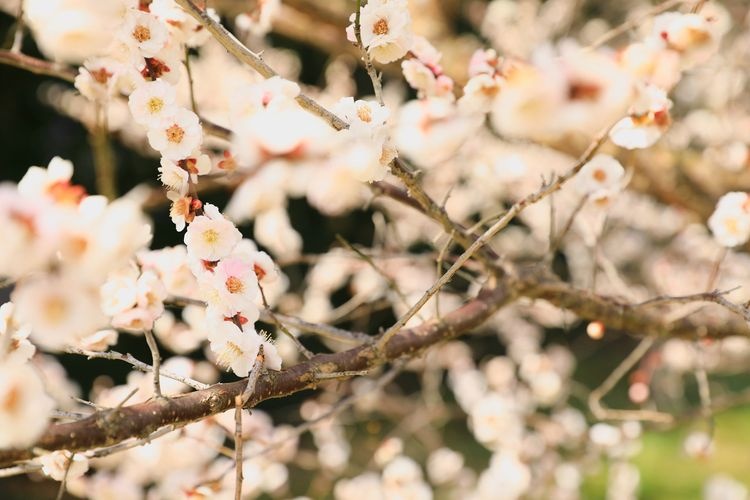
top-left (74, 57), bottom-right (124, 102)
top-left (230, 76), bottom-right (301, 124)
top-left (158, 159), bottom-right (190, 195)
top-left (13, 274), bottom-right (107, 351)
top-left (650, 11), bottom-right (727, 68)
top-left (0, 361), bottom-right (55, 448)
top-left (119, 9), bottom-right (169, 58)
top-left (574, 154), bottom-right (626, 197)
top-left (708, 192), bottom-right (750, 248)
top-left (401, 37), bottom-right (454, 99)
top-left (231, 108), bottom-right (332, 168)
top-left (610, 83), bottom-right (672, 149)
top-left (348, 0), bottom-right (414, 64)
top-left (184, 203), bottom-right (243, 261)
top-left (128, 79), bottom-right (178, 126)
top-left (201, 257), bottom-right (260, 318)
top-left (207, 320), bottom-right (261, 377)
top-left (0, 302), bottom-right (35, 363)
top-left (39, 451), bottom-right (90, 481)
top-left (101, 267), bottom-right (167, 332)
top-left (146, 108), bottom-right (203, 161)
top-left (395, 98), bottom-right (483, 167)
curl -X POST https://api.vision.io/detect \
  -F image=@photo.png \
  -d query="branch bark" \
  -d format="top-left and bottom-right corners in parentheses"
top-left (0, 283), bottom-right (513, 466)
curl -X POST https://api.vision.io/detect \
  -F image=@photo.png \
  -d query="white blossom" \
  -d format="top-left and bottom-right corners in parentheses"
top-left (184, 203), bottom-right (243, 261)
top-left (0, 361), bottom-right (55, 448)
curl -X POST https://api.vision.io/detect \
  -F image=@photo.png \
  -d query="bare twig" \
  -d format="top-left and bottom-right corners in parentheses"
top-left (258, 285), bottom-right (314, 359)
top-left (233, 395), bottom-right (243, 500)
top-left (10, 2), bottom-right (24, 53)
top-left (353, 0), bottom-right (383, 103)
top-left (184, 46), bottom-right (199, 114)
top-left (66, 346), bottom-right (209, 390)
top-left (588, 337), bottom-right (673, 423)
top-left (376, 124), bottom-right (614, 352)
top-left (0, 49), bottom-right (76, 81)
top-left (174, 0), bottom-right (348, 131)
top-left (54, 453), bottom-right (74, 500)
top-left (586, 0), bottom-right (687, 50)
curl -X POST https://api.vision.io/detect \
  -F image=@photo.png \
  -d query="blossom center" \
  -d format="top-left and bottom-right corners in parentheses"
top-left (43, 297), bottom-right (67, 325)
top-left (568, 81), bottom-right (601, 101)
top-left (592, 169), bottom-right (607, 183)
top-left (166, 124), bottom-right (185, 143)
top-left (90, 68), bottom-right (113, 85)
top-left (133, 25), bottom-right (152, 43)
top-left (724, 217), bottom-right (740, 235)
top-left (373, 18), bottom-right (389, 36)
top-left (147, 97), bottom-right (164, 114)
top-left (2, 384), bottom-right (20, 413)
top-left (202, 228), bottom-right (219, 244)
top-left (217, 341), bottom-right (244, 368)
top-left (356, 104), bottom-right (373, 123)
top-left (225, 276), bottom-right (244, 294)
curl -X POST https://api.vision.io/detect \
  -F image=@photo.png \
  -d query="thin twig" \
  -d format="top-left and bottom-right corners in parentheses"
top-left (335, 234), bottom-right (415, 316)
top-left (66, 346), bottom-right (209, 390)
top-left (54, 453), bottom-right (74, 500)
top-left (258, 285), bottom-right (314, 359)
top-left (90, 103), bottom-right (117, 199)
top-left (548, 194), bottom-right (588, 256)
top-left (375, 123), bottom-right (615, 352)
top-left (184, 46), bottom-right (199, 114)
top-left (143, 329), bottom-right (163, 398)
top-left (234, 395), bottom-right (244, 500)
top-left (353, 0), bottom-right (383, 103)
top-left (588, 337), bottom-right (673, 423)
top-left (174, 0), bottom-right (348, 131)
top-left (10, 1), bottom-right (24, 53)
top-left (87, 424), bottom-right (180, 459)
top-left (586, 0), bottom-right (687, 50)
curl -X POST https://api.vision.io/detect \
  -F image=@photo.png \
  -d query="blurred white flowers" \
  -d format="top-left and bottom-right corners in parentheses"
top-left (0, 361), bottom-right (55, 448)
top-left (708, 192), bottom-right (750, 248)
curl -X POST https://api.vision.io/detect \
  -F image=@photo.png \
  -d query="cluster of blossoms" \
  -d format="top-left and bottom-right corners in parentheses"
top-left (73, 3), bottom-right (288, 375)
top-left (0, 157), bottom-right (151, 449)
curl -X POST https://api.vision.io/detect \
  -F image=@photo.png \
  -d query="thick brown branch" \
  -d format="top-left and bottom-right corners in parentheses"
top-left (520, 270), bottom-right (750, 339)
top-left (0, 284), bottom-right (513, 466)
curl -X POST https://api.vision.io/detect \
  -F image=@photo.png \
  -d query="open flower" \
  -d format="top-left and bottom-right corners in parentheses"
top-left (350, 0), bottom-right (413, 64)
top-left (208, 321), bottom-right (262, 377)
top-left (159, 159), bottom-right (190, 195)
top-left (184, 203), bottom-right (243, 261)
top-left (609, 83), bottom-right (672, 150)
top-left (708, 192), bottom-right (750, 248)
top-left (202, 257), bottom-right (260, 318)
top-left (128, 79), bottom-right (178, 126)
top-left (147, 108), bottom-right (203, 161)
top-left (119, 9), bottom-right (169, 58)
top-left (39, 451), bottom-right (89, 482)
top-left (0, 361), bottom-right (55, 448)
top-left (574, 154), bottom-right (625, 197)
top-left (13, 273), bottom-right (106, 351)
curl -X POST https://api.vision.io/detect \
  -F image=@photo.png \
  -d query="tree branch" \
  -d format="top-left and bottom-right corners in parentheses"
top-left (0, 282), bottom-right (513, 466)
